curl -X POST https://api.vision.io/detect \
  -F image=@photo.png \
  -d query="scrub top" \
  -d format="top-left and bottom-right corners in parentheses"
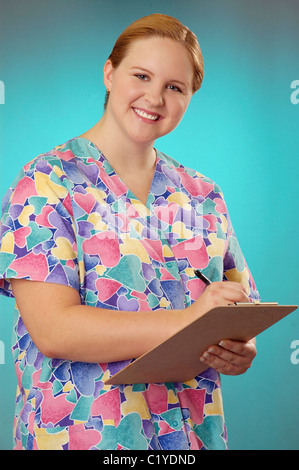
top-left (0, 137), bottom-right (260, 450)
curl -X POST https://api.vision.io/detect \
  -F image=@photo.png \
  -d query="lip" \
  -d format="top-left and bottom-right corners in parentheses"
top-left (132, 107), bottom-right (163, 122)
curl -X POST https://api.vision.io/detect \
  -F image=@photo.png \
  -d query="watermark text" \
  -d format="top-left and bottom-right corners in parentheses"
top-left (0, 80), bottom-right (4, 104)
top-left (290, 80), bottom-right (299, 105)
top-left (290, 340), bottom-right (299, 365)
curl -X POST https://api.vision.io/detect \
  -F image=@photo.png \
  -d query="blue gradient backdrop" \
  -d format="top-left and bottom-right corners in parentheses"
top-left (0, 0), bottom-right (298, 450)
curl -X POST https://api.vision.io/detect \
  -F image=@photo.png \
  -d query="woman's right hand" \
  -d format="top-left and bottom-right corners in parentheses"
top-left (187, 280), bottom-right (250, 322)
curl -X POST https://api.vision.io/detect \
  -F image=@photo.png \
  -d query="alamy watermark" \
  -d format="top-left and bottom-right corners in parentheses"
top-left (0, 80), bottom-right (4, 104)
top-left (290, 340), bottom-right (299, 365)
top-left (0, 340), bottom-right (4, 365)
top-left (290, 80), bottom-right (299, 105)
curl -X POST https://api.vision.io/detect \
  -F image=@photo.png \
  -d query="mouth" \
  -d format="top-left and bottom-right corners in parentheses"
top-left (133, 107), bottom-right (161, 121)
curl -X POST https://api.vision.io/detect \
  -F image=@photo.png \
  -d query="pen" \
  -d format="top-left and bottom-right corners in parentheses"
top-left (194, 269), bottom-right (211, 286)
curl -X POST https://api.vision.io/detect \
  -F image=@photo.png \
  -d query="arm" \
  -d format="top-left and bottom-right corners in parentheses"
top-left (11, 279), bottom-right (185, 363)
top-left (11, 278), bottom-right (250, 364)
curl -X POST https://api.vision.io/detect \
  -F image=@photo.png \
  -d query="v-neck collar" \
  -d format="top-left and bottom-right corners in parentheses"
top-left (76, 136), bottom-right (160, 210)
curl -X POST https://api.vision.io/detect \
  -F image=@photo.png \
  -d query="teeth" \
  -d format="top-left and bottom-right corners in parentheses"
top-left (134, 108), bottom-right (159, 121)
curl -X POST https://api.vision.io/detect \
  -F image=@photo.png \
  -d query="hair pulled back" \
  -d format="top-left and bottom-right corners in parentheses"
top-left (104, 13), bottom-right (204, 108)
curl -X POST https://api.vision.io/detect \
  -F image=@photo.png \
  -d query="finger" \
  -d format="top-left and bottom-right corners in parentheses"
top-left (202, 345), bottom-right (249, 366)
top-left (200, 339), bottom-right (256, 375)
top-left (224, 286), bottom-right (249, 303)
top-left (199, 351), bottom-right (242, 375)
top-left (219, 339), bottom-right (257, 359)
top-left (206, 281), bottom-right (250, 304)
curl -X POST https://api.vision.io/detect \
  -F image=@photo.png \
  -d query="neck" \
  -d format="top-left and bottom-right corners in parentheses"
top-left (80, 115), bottom-right (156, 173)
top-left (80, 114), bottom-right (158, 205)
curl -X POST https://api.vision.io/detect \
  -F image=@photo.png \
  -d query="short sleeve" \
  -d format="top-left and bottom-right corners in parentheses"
top-left (0, 158), bottom-right (79, 298)
top-left (223, 209), bottom-right (260, 301)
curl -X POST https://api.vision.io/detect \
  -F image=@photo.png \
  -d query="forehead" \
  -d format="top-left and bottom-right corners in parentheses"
top-left (120, 37), bottom-right (194, 84)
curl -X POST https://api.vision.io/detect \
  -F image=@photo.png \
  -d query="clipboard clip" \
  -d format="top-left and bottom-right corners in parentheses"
top-left (232, 301), bottom-right (278, 306)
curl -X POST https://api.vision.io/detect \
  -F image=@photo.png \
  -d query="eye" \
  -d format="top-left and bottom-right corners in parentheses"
top-left (135, 74), bottom-right (149, 81)
top-left (167, 84), bottom-right (182, 93)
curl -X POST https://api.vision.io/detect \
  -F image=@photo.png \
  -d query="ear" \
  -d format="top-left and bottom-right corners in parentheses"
top-left (103, 59), bottom-right (114, 93)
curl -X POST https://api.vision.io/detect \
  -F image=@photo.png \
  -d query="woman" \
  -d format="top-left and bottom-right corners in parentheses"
top-left (0, 13), bottom-right (259, 450)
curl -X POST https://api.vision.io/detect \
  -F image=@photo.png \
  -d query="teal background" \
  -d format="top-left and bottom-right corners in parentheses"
top-left (0, 0), bottom-right (298, 450)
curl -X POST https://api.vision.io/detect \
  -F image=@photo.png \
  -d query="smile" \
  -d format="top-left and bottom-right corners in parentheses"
top-left (133, 108), bottom-right (160, 121)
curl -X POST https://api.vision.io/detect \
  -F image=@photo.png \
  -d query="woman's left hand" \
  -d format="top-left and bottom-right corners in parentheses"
top-left (200, 338), bottom-right (257, 375)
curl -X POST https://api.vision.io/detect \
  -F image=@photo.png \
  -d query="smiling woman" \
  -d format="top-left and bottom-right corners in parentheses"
top-left (99, 37), bottom-right (194, 156)
top-left (0, 13), bottom-right (259, 451)
top-left (103, 13), bottom-right (204, 109)
top-left (80, 34), bottom-right (197, 205)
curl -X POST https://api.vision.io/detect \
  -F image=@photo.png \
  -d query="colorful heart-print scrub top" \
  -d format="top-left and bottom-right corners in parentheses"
top-left (0, 137), bottom-right (260, 450)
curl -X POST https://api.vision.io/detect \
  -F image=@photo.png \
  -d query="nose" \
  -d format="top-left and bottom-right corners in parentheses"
top-left (144, 83), bottom-right (164, 107)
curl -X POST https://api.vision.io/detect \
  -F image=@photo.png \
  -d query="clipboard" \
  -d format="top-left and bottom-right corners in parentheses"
top-left (104, 303), bottom-right (298, 385)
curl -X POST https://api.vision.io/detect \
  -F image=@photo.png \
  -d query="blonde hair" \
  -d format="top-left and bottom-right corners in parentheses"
top-left (104, 13), bottom-right (204, 108)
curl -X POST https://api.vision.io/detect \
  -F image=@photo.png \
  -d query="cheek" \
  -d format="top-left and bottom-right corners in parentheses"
top-left (111, 76), bottom-right (136, 103)
top-left (170, 101), bottom-right (188, 122)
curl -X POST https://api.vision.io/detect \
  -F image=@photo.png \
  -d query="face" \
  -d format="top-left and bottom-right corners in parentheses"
top-left (103, 37), bottom-right (194, 147)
